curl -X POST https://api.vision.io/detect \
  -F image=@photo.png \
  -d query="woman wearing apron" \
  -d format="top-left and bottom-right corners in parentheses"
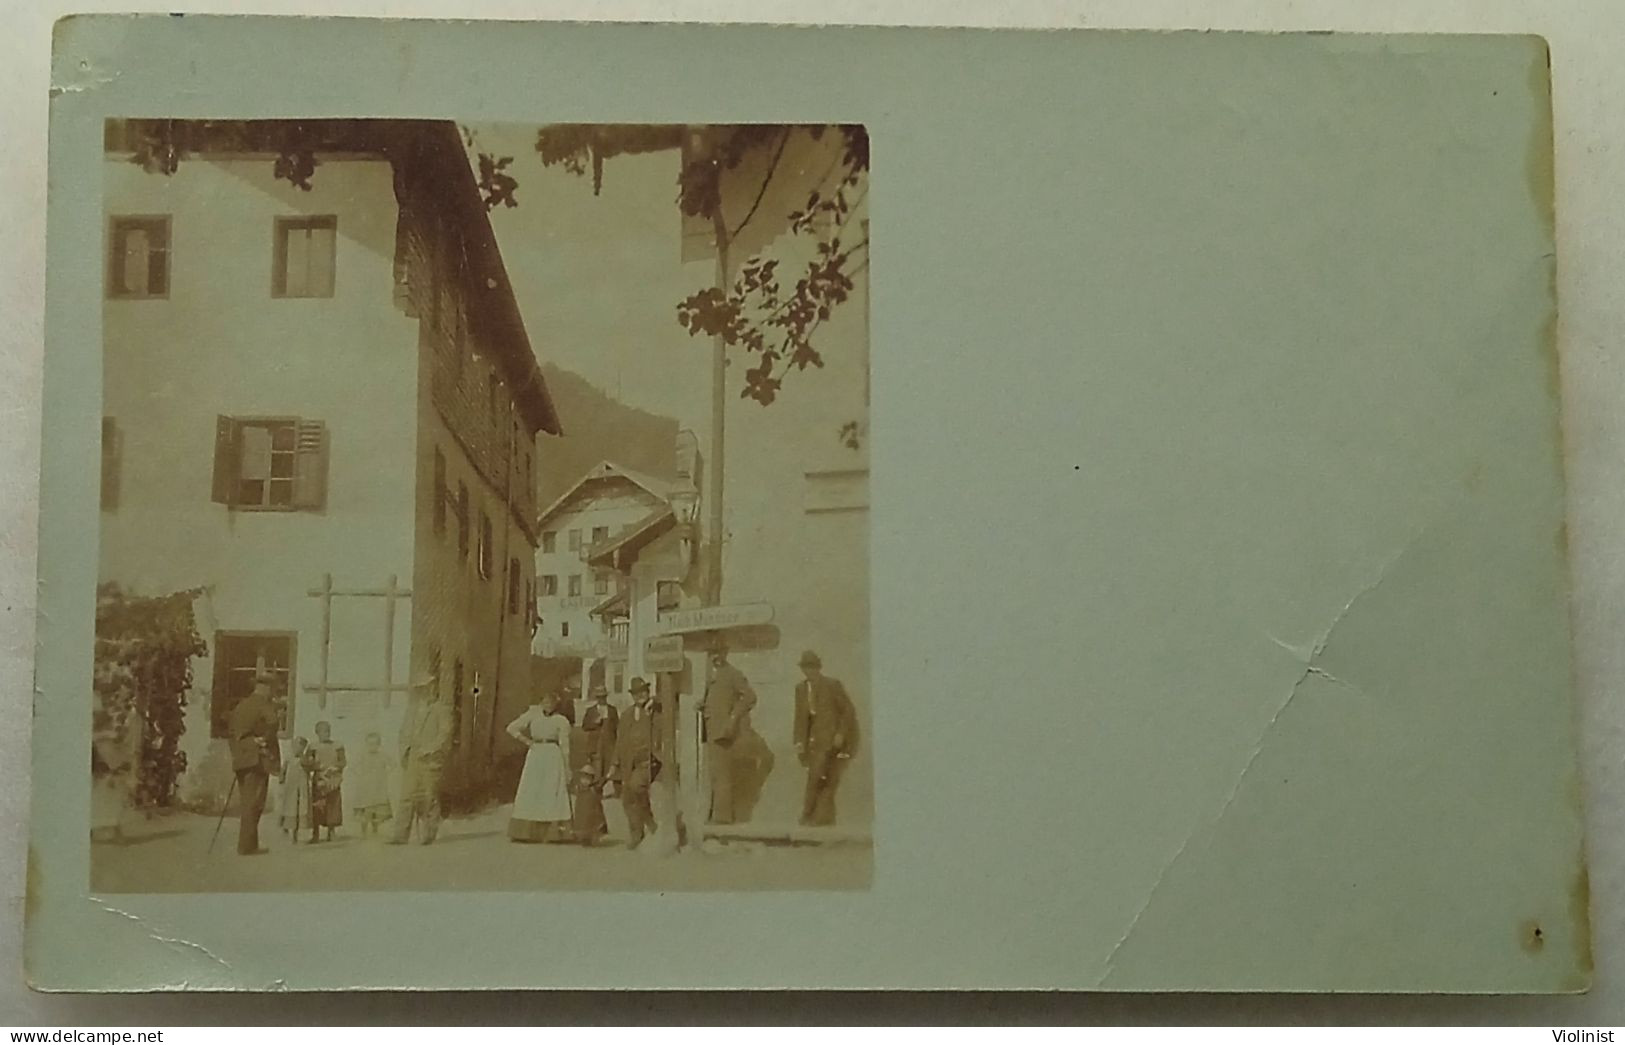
top-left (505, 693), bottom-right (573, 843)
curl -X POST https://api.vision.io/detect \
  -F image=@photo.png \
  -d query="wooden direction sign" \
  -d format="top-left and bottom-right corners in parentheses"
top-left (643, 634), bottom-right (685, 673)
top-left (658, 602), bottom-right (775, 636)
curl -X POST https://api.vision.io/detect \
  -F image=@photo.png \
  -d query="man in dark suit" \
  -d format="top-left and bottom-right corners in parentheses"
top-left (611, 677), bottom-right (664, 850)
top-left (228, 674), bottom-right (283, 855)
top-left (793, 650), bottom-right (858, 827)
top-left (573, 682), bottom-right (619, 843)
top-left (701, 642), bottom-right (757, 824)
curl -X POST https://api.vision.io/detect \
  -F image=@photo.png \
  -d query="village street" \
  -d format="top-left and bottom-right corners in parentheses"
top-left (89, 804), bottom-right (872, 894)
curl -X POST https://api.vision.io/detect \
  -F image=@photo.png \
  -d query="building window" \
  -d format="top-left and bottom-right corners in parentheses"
top-left (100, 417), bottom-right (120, 512)
top-left (568, 529), bottom-right (582, 553)
top-left (452, 658), bottom-right (465, 750)
top-left (456, 482), bottom-right (470, 559)
top-left (591, 525), bottom-right (609, 545)
top-left (508, 559), bottom-right (522, 615)
top-left (568, 574), bottom-right (581, 597)
top-left (523, 450), bottom-right (533, 503)
top-left (525, 578), bottom-right (535, 631)
top-left (594, 571), bottom-right (611, 597)
top-left (428, 646), bottom-right (441, 703)
top-left (108, 216), bottom-right (170, 299)
top-left (210, 632), bottom-right (295, 739)
top-left (272, 215), bottom-right (337, 298)
top-left (432, 447), bottom-right (447, 538)
top-left (478, 511), bottom-right (494, 579)
top-left (561, 621), bottom-right (570, 639)
top-left (540, 574), bottom-right (558, 596)
top-left (210, 416), bottom-right (327, 510)
top-left (613, 669), bottom-right (624, 693)
top-left (657, 580), bottom-right (682, 612)
top-left (541, 531), bottom-right (556, 554)
top-left (487, 372), bottom-right (501, 422)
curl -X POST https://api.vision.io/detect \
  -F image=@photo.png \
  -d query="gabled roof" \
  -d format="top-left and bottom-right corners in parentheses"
top-left (585, 507), bottom-right (677, 571)
top-left (588, 588), bottom-right (630, 619)
top-left (536, 460), bottom-right (676, 530)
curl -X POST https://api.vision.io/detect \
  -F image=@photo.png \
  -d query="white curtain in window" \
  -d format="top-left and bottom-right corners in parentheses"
top-left (285, 224), bottom-right (335, 297)
top-left (123, 227), bottom-right (151, 295)
top-left (239, 425), bottom-right (273, 480)
top-left (306, 224), bottom-right (335, 295)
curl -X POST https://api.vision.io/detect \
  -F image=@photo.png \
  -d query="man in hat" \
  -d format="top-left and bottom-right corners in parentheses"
top-left (227, 673), bottom-right (283, 855)
top-left (611, 677), bottom-right (664, 849)
top-left (701, 641), bottom-right (757, 825)
top-left (390, 670), bottom-right (454, 845)
top-left (573, 681), bottom-right (618, 843)
top-left (793, 650), bottom-right (859, 827)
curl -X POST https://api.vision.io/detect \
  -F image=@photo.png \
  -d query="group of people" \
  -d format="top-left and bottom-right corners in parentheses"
top-left (224, 640), bottom-right (862, 858)
top-left (225, 670), bottom-right (456, 855)
top-left (275, 724), bottom-right (393, 844)
top-left (502, 642), bottom-right (862, 848)
top-left (505, 674), bottom-right (666, 848)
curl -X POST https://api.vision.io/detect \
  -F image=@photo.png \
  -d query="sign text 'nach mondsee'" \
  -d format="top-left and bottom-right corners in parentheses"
top-left (657, 602), bottom-right (775, 635)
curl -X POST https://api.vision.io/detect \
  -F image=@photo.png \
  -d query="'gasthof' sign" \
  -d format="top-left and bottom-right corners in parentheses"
top-left (657, 602), bottom-right (775, 635)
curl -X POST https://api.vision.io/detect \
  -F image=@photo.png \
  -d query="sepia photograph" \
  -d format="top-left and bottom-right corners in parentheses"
top-left (89, 117), bottom-right (872, 892)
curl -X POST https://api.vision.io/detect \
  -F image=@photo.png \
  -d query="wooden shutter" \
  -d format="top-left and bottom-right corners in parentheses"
top-left (210, 416), bottom-right (240, 504)
top-left (292, 419), bottom-right (329, 510)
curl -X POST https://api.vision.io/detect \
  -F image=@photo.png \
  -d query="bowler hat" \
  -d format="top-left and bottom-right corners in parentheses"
top-left (629, 677), bottom-right (650, 694)
top-left (798, 650), bottom-right (822, 669)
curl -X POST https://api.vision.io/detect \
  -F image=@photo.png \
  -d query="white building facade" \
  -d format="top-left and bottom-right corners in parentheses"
top-left (100, 119), bottom-right (560, 811)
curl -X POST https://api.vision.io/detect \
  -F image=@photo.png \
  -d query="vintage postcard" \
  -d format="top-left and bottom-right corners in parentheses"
top-left (29, 17), bottom-right (1585, 992)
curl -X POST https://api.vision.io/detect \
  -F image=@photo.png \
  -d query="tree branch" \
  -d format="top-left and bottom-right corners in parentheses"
top-left (730, 128), bottom-right (792, 240)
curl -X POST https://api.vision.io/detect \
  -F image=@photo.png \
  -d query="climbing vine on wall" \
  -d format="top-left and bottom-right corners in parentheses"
top-left (93, 583), bottom-right (207, 807)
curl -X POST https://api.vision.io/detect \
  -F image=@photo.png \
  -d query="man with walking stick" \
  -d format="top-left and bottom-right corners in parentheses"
top-left (226, 672), bottom-right (283, 856)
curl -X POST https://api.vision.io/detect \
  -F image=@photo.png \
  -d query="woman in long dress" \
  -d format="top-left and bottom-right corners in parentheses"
top-left (505, 695), bottom-right (573, 843)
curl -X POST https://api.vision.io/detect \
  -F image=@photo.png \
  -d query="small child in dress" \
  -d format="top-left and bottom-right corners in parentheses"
top-left (279, 736), bottom-right (311, 842)
top-left (303, 720), bottom-right (346, 843)
top-left (349, 731), bottom-right (393, 838)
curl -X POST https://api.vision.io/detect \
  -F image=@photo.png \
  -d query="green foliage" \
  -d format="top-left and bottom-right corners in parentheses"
top-left (273, 147), bottom-right (319, 191)
top-left (477, 153), bottom-right (519, 211)
top-left (93, 583), bottom-right (207, 807)
top-left (674, 125), bottom-right (870, 407)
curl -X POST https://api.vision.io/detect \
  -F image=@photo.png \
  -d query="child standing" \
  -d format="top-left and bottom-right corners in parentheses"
top-left (279, 736), bottom-right (311, 843)
top-left (349, 731), bottom-right (393, 838)
top-left (303, 720), bottom-right (346, 843)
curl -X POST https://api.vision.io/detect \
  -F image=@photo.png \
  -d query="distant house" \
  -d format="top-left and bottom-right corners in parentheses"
top-left (533, 453), bottom-right (697, 702)
top-left (100, 118), bottom-right (562, 808)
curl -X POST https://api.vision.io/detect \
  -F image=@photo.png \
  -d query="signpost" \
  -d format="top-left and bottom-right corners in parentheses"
top-left (657, 602), bottom-right (775, 636)
top-left (644, 634), bottom-right (685, 674)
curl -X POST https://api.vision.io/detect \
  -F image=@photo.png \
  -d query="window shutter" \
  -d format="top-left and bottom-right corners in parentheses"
top-left (210, 416), bottom-right (240, 504)
top-left (292, 419), bottom-right (329, 510)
